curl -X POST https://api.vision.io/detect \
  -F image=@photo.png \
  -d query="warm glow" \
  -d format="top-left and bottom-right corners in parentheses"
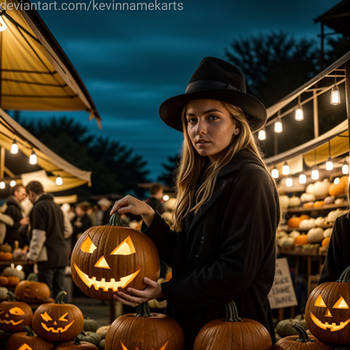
top-left (9, 307), bottom-right (25, 316)
top-left (111, 236), bottom-right (136, 255)
top-left (342, 163), bottom-right (349, 175)
top-left (163, 194), bottom-right (169, 201)
top-left (16, 265), bottom-right (23, 271)
top-left (325, 160), bottom-right (333, 171)
top-left (9, 180), bottom-right (16, 187)
top-left (0, 181), bottom-right (5, 190)
top-left (333, 297), bottom-right (349, 309)
top-left (80, 236), bottom-right (97, 254)
top-left (10, 140), bottom-right (18, 154)
top-left (56, 176), bottom-right (63, 186)
top-left (286, 177), bottom-right (293, 187)
top-left (330, 85), bottom-right (341, 105)
top-left (18, 345), bottom-right (32, 350)
top-left (282, 163), bottom-right (290, 175)
top-left (315, 294), bottom-right (327, 307)
top-left (0, 16), bottom-right (7, 32)
top-left (258, 129), bottom-right (266, 140)
top-left (299, 174), bottom-right (307, 184)
top-left (271, 168), bottom-right (279, 179)
top-left (274, 120), bottom-right (283, 133)
top-left (311, 169), bottom-right (319, 180)
top-left (41, 312), bottom-right (53, 322)
top-left (295, 106), bottom-right (304, 121)
top-left (29, 151), bottom-right (37, 165)
top-left (94, 256), bottom-right (111, 269)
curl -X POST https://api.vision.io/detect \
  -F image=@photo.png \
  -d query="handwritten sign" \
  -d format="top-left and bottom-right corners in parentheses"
top-left (268, 258), bottom-right (297, 309)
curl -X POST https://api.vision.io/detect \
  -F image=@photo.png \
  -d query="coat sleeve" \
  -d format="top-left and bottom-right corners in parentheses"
top-left (161, 165), bottom-right (279, 307)
top-left (143, 213), bottom-right (179, 267)
top-left (5, 205), bottom-right (21, 230)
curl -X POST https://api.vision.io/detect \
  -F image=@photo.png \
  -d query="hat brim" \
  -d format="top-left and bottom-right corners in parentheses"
top-left (159, 89), bottom-right (267, 132)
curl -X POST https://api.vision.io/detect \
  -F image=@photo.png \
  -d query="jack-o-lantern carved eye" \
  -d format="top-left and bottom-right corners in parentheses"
top-left (111, 236), bottom-right (136, 256)
top-left (9, 307), bottom-right (25, 316)
top-left (121, 342), bottom-right (168, 350)
top-left (58, 312), bottom-right (69, 322)
top-left (81, 236), bottom-right (97, 254)
top-left (41, 311), bottom-right (52, 322)
top-left (18, 344), bottom-right (32, 350)
top-left (314, 295), bottom-right (327, 307)
top-left (333, 297), bottom-right (350, 309)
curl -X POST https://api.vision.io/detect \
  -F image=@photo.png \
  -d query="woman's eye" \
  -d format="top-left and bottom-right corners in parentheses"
top-left (187, 117), bottom-right (197, 125)
top-left (207, 114), bottom-right (219, 121)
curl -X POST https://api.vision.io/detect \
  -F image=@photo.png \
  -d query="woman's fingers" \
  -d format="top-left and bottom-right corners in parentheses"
top-left (116, 290), bottom-right (145, 304)
top-left (110, 196), bottom-right (132, 215)
top-left (143, 277), bottom-right (159, 287)
top-left (113, 293), bottom-right (138, 307)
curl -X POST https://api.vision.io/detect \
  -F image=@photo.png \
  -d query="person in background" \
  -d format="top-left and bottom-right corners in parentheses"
top-left (0, 200), bottom-right (14, 244)
top-left (111, 57), bottom-right (280, 349)
top-left (145, 183), bottom-right (165, 215)
top-left (72, 202), bottom-right (92, 245)
top-left (26, 180), bottom-right (72, 297)
top-left (5, 184), bottom-right (29, 248)
top-left (96, 198), bottom-right (112, 225)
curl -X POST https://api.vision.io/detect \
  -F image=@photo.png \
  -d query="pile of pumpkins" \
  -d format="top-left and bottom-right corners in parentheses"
top-left (0, 265), bottom-right (26, 289)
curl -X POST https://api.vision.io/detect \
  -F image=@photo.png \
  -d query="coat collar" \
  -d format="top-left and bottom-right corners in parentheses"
top-left (186, 148), bottom-right (264, 232)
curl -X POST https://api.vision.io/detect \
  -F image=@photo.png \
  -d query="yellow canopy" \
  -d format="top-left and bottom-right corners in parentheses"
top-left (0, 0), bottom-right (100, 126)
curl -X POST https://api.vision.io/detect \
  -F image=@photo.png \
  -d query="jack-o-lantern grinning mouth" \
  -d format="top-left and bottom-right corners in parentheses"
top-left (73, 263), bottom-right (140, 292)
top-left (0, 318), bottom-right (24, 325)
top-left (41, 320), bottom-right (74, 333)
top-left (310, 312), bottom-right (350, 332)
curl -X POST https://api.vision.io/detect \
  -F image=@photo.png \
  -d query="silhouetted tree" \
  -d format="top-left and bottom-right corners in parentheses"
top-left (157, 154), bottom-right (180, 189)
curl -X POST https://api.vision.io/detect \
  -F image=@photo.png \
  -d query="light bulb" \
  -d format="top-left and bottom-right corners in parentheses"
top-left (16, 265), bottom-right (23, 271)
top-left (325, 159), bottom-right (333, 171)
top-left (0, 181), bottom-right (5, 189)
top-left (9, 180), bottom-right (16, 187)
top-left (342, 163), bottom-right (349, 175)
top-left (282, 163), bottom-right (290, 175)
top-left (286, 177), bottom-right (293, 187)
top-left (311, 169), bottom-right (319, 180)
top-left (274, 120), bottom-right (283, 133)
top-left (330, 85), bottom-right (341, 105)
top-left (56, 176), bottom-right (63, 186)
top-left (334, 177), bottom-right (340, 184)
top-left (258, 129), bottom-right (266, 141)
top-left (29, 150), bottom-right (37, 165)
top-left (295, 106), bottom-right (304, 121)
top-left (271, 168), bottom-right (279, 179)
top-left (162, 194), bottom-right (169, 201)
top-left (10, 139), bottom-right (18, 154)
top-left (0, 16), bottom-right (7, 32)
top-left (299, 174), bottom-right (307, 184)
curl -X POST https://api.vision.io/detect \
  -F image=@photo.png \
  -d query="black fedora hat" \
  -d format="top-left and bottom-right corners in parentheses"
top-left (159, 57), bottom-right (267, 132)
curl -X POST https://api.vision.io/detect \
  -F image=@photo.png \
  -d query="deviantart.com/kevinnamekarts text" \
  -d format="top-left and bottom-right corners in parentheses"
top-left (0, 0), bottom-right (184, 12)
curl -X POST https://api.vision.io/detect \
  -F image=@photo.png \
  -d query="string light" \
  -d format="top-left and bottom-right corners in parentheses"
top-left (299, 174), bottom-right (307, 184)
top-left (162, 194), bottom-right (169, 201)
top-left (0, 181), bottom-right (5, 189)
top-left (325, 141), bottom-right (333, 171)
top-left (342, 162), bottom-right (349, 175)
top-left (311, 169), bottom-right (319, 180)
top-left (9, 180), bottom-right (16, 187)
top-left (282, 162), bottom-right (290, 175)
top-left (330, 74), bottom-right (341, 105)
top-left (274, 118), bottom-right (283, 133)
top-left (258, 129), bottom-right (266, 141)
top-left (56, 176), bottom-right (63, 186)
top-left (334, 177), bottom-right (340, 185)
top-left (295, 96), bottom-right (304, 121)
top-left (286, 177), bottom-right (293, 187)
top-left (29, 150), bottom-right (37, 165)
top-left (271, 168), bottom-right (279, 179)
top-left (10, 139), bottom-right (18, 154)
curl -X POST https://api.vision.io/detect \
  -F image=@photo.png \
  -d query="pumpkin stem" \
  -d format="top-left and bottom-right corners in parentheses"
top-left (55, 290), bottom-right (67, 304)
top-left (24, 326), bottom-right (34, 337)
top-left (108, 213), bottom-right (125, 226)
top-left (27, 273), bottom-right (38, 281)
top-left (225, 301), bottom-right (241, 322)
top-left (293, 324), bottom-right (314, 343)
top-left (338, 265), bottom-right (350, 282)
top-left (7, 291), bottom-right (16, 301)
top-left (136, 302), bottom-right (151, 317)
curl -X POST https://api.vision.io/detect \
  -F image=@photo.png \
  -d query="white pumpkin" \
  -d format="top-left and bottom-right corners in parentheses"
top-left (301, 193), bottom-right (316, 202)
top-left (327, 209), bottom-right (345, 223)
top-left (324, 196), bottom-right (335, 205)
top-left (164, 198), bottom-right (177, 211)
top-left (299, 218), bottom-right (316, 230)
top-left (0, 287), bottom-right (8, 300)
top-left (323, 228), bottom-right (333, 238)
top-left (335, 198), bottom-right (344, 205)
top-left (278, 236), bottom-right (294, 248)
top-left (279, 195), bottom-right (289, 210)
top-left (306, 183), bottom-right (315, 195)
top-left (276, 231), bottom-right (288, 240)
top-left (288, 196), bottom-right (301, 208)
top-left (289, 231), bottom-right (300, 239)
top-left (2, 266), bottom-right (25, 280)
top-left (307, 228), bottom-right (324, 243)
top-left (315, 217), bottom-right (325, 227)
top-left (313, 180), bottom-right (330, 197)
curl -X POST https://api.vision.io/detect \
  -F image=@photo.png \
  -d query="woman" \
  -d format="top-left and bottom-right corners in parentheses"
top-left (111, 57), bottom-right (280, 348)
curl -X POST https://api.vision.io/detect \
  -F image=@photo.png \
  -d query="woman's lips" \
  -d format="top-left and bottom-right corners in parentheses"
top-left (195, 141), bottom-right (211, 147)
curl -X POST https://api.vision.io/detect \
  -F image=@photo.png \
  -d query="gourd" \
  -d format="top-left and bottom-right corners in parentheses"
top-left (307, 228), bottom-right (324, 243)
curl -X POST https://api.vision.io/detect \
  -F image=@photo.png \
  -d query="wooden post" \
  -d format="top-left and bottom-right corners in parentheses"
top-left (0, 147), bottom-right (4, 179)
top-left (313, 91), bottom-right (319, 138)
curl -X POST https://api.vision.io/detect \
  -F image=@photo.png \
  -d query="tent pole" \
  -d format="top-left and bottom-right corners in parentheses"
top-left (345, 61), bottom-right (350, 158)
top-left (0, 146), bottom-right (4, 179)
top-left (313, 91), bottom-right (319, 138)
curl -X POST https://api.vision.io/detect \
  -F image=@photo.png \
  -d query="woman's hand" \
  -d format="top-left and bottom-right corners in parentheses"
top-left (113, 277), bottom-right (164, 307)
top-left (110, 195), bottom-right (155, 226)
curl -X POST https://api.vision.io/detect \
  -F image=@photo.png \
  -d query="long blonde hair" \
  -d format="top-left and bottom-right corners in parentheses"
top-left (174, 101), bottom-right (267, 231)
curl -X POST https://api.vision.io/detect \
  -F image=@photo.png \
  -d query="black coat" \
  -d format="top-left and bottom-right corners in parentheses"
top-left (145, 149), bottom-right (280, 349)
top-left (5, 197), bottom-right (27, 248)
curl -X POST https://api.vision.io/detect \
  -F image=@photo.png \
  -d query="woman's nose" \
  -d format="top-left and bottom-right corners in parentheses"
top-left (195, 119), bottom-right (207, 134)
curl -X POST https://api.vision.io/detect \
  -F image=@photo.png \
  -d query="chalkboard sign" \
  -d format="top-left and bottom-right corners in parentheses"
top-left (268, 257), bottom-right (297, 309)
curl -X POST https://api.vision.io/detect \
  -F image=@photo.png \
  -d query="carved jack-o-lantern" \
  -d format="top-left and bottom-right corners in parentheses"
top-left (71, 214), bottom-right (160, 300)
top-left (105, 303), bottom-right (184, 350)
top-left (15, 273), bottom-right (51, 303)
top-left (305, 265), bottom-right (350, 345)
top-left (32, 291), bottom-right (84, 342)
top-left (5, 327), bottom-right (54, 350)
top-left (0, 294), bottom-right (33, 332)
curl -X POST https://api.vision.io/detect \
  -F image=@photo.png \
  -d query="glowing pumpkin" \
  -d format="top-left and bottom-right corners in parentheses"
top-left (5, 327), bottom-right (54, 350)
top-left (105, 302), bottom-right (184, 350)
top-left (305, 265), bottom-right (350, 345)
top-left (193, 301), bottom-right (271, 350)
top-left (71, 213), bottom-right (160, 300)
top-left (32, 291), bottom-right (84, 342)
top-left (0, 293), bottom-right (33, 332)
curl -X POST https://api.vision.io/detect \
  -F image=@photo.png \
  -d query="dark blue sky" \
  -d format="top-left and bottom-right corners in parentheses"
top-left (33, 0), bottom-right (336, 180)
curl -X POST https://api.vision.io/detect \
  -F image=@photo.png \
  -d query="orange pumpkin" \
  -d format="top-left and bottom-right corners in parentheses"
top-left (314, 201), bottom-right (324, 208)
top-left (0, 252), bottom-right (12, 261)
top-left (288, 217), bottom-right (302, 229)
top-left (322, 237), bottom-right (330, 248)
top-left (294, 234), bottom-right (308, 246)
top-left (0, 276), bottom-right (8, 287)
top-left (329, 181), bottom-right (346, 197)
top-left (303, 202), bottom-right (314, 208)
top-left (300, 215), bottom-right (310, 220)
top-left (7, 276), bottom-right (20, 287)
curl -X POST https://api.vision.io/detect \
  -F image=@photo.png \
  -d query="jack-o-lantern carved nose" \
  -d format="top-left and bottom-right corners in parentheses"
top-left (95, 256), bottom-right (111, 269)
top-left (53, 321), bottom-right (57, 325)
top-left (324, 308), bottom-right (333, 317)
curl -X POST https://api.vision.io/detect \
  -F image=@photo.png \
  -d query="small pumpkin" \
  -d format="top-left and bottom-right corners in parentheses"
top-left (0, 243), bottom-right (12, 252)
top-left (84, 318), bottom-right (99, 332)
top-left (288, 217), bottom-right (302, 229)
top-left (323, 228), bottom-right (333, 238)
top-left (327, 209), bottom-right (345, 223)
top-left (0, 252), bottom-right (12, 261)
top-left (96, 325), bottom-right (110, 338)
top-left (289, 231), bottom-right (300, 240)
top-left (301, 193), bottom-right (315, 203)
top-left (193, 301), bottom-right (271, 350)
top-left (7, 276), bottom-right (20, 287)
top-left (2, 265), bottom-right (25, 280)
top-left (78, 331), bottom-right (102, 345)
top-left (313, 201), bottom-right (324, 208)
top-left (307, 228), bottom-right (324, 244)
top-left (299, 219), bottom-right (316, 230)
top-left (0, 287), bottom-right (8, 301)
top-left (0, 276), bottom-right (8, 286)
top-left (303, 202), bottom-right (314, 209)
top-left (324, 196), bottom-right (335, 205)
top-left (322, 237), bottom-right (330, 248)
top-left (329, 182), bottom-right (345, 197)
top-left (99, 338), bottom-right (105, 350)
top-left (279, 196), bottom-right (289, 210)
top-left (278, 237), bottom-right (294, 249)
top-left (294, 235), bottom-right (308, 246)
top-left (55, 337), bottom-right (99, 349)
top-left (314, 217), bottom-right (325, 227)
top-left (105, 302), bottom-right (184, 350)
top-left (15, 273), bottom-right (51, 303)
top-left (0, 292), bottom-right (33, 332)
top-left (289, 197), bottom-right (301, 208)
top-left (275, 318), bottom-right (308, 337)
top-left (32, 291), bottom-right (84, 342)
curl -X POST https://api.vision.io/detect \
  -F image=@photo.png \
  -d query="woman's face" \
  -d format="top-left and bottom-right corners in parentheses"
top-left (185, 99), bottom-right (237, 161)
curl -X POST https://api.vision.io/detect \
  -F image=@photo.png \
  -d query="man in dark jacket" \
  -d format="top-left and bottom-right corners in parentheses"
top-left (5, 184), bottom-right (29, 248)
top-left (26, 180), bottom-right (70, 297)
top-left (145, 183), bottom-right (165, 215)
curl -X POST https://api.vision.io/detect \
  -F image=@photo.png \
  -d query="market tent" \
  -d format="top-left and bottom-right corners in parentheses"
top-left (0, 0), bottom-right (100, 126)
top-left (0, 108), bottom-right (91, 192)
